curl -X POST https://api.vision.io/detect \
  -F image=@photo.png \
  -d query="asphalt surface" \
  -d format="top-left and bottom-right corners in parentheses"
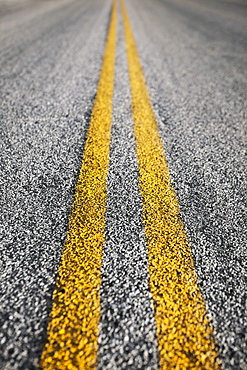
top-left (1, 0), bottom-right (112, 368)
top-left (98, 12), bottom-right (159, 369)
top-left (0, 0), bottom-right (246, 369)
top-left (125, 0), bottom-right (247, 368)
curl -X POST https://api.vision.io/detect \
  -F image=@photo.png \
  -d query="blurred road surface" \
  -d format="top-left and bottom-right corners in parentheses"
top-left (0, 0), bottom-right (246, 369)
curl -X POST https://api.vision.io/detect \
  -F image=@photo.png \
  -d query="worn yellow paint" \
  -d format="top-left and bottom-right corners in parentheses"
top-left (121, 1), bottom-right (221, 369)
top-left (40, 2), bottom-right (117, 370)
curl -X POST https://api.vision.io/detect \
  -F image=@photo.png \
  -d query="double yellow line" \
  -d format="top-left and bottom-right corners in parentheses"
top-left (41, 1), bottom-right (221, 369)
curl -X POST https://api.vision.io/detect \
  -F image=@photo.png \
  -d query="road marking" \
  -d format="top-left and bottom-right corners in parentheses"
top-left (40, 1), bottom-right (117, 369)
top-left (121, 1), bottom-right (222, 368)
top-left (97, 5), bottom-right (159, 366)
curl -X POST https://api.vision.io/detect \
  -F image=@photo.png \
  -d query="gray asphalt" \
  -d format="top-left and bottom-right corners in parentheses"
top-left (0, 0), bottom-right (112, 368)
top-left (98, 9), bottom-right (159, 369)
top-left (1, 0), bottom-right (247, 369)
top-left (125, 0), bottom-right (247, 368)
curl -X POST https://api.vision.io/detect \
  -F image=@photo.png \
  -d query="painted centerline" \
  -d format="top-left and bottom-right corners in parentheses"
top-left (40, 1), bottom-right (117, 369)
top-left (98, 5), bottom-right (159, 369)
top-left (121, 0), bottom-right (222, 368)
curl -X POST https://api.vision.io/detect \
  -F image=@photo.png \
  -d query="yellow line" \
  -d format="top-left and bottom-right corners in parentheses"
top-left (121, 1), bottom-right (221, 369)
top-left (40, 2), bottom-right (117, 369)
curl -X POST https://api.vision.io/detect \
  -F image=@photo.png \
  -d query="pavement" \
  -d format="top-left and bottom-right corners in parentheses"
top-left (0, 0), bottom-right (246, 369)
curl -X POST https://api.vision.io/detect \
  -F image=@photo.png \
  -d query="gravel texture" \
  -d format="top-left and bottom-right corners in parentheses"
top-left (125, 0), bottom-right (247, 368)
top-left (0, 0), bottom-right (111, 368)
top-left (98, 8), bottom-right (159, 369)
top-left (0, 0), bottom-right (246, 369)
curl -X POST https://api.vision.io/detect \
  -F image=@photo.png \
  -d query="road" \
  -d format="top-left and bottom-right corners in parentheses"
top-left (0, 0), bottom-right (246, 369)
